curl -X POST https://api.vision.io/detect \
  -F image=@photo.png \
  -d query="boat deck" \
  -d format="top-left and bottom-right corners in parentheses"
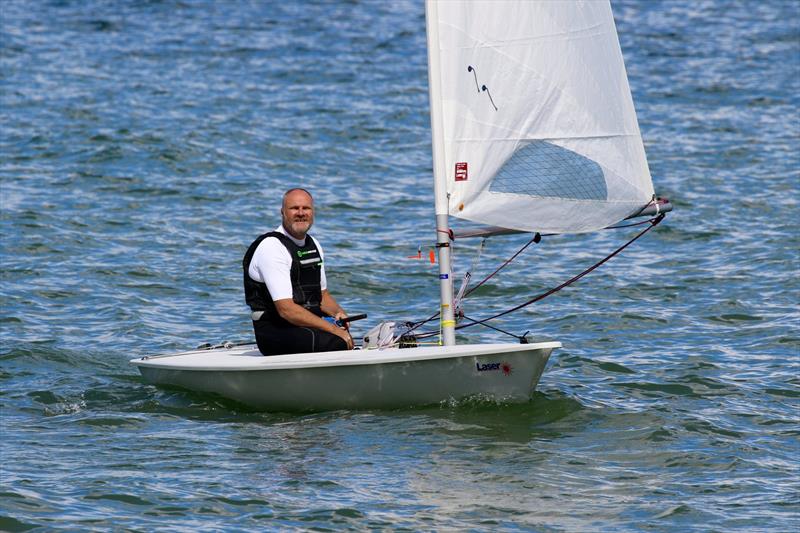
top-left (130, 342), bottom-right (562, 371)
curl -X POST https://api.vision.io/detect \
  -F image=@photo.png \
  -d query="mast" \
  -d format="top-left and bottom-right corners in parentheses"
top-left (425, 0), bottom-right (456, 346)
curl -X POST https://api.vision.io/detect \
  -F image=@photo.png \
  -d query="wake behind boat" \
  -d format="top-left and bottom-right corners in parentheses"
top-left (131, 342), bottom-right (560, 411)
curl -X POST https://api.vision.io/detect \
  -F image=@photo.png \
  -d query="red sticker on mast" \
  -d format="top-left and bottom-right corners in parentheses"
top-left (455, 162), bottom-right (468, 181)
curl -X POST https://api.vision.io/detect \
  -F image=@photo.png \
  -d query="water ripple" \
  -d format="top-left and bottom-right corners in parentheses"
top-left (2, 0), bottom-right (799, 531)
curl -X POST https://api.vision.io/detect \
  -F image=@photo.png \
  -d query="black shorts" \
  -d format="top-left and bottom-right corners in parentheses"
top-left (252, 320), bottom-right (347, 356)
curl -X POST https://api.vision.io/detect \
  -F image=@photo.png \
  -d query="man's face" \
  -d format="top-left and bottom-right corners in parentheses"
top-left (281, 190), bottom-right (314, 239)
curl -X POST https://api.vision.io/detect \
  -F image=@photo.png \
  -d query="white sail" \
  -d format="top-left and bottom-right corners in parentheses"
top-left (427, 0), bottom-right (655, 234)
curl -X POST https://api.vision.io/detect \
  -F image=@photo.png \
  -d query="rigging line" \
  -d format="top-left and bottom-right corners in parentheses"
top-left (454, 238), bottom-right (486, 311)
top-left (411, 221), bottom-right (633, 333)
top-left (460, 314), bottom-right (525, 340)
top-left (437, 228), bottom-right (455, 240)
top-left (407, 216), bottom-right (663, 336)
top-left (140, 341), bottom-right (253, 360)
top-left (605, 216), bottom-right (659, 230)
top-left (406, 312), bottom-right (440, 333)
top-left (455, 214), bottom-right (665, 331)
top-left (413, 328), bottom-right (447, 340)
top-left (464, 233), bottom-right (541, 299)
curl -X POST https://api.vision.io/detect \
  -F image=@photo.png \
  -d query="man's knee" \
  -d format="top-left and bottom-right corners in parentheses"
top-left (318, 331), bottom-right (347, 352)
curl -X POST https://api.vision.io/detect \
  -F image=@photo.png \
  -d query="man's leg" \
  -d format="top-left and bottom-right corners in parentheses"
top-left (253, 321), bottom-right (347, 356)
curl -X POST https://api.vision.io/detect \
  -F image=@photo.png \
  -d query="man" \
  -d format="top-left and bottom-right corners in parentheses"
top-left (243, 188), bottom-right (354, 356)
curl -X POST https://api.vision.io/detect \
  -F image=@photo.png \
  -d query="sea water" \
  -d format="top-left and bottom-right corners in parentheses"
top-left (1, 0), bottom-right (798, 530)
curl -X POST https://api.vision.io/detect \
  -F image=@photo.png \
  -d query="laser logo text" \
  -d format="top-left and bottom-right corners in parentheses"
top-left (476, 361), bottom-right (513, 376)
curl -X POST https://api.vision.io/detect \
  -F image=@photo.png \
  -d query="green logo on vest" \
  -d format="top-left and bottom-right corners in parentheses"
top-left (296, 250), bottom-right (315, 258)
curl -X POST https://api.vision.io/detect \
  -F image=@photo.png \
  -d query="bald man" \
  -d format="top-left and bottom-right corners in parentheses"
top-left (243, 188), bottom-right (353, 355)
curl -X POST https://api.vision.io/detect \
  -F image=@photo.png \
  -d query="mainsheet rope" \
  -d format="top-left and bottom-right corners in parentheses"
top-left (409, 214), bottom-right (665, 341)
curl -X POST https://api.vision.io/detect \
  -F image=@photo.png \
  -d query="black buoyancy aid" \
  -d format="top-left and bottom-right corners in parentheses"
top-left (243, 231), bottom-right (324, 324)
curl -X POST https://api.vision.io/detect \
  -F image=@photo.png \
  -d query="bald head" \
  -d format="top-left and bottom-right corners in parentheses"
top-left (282, 188), bottom-right (313, 207)
top-left (281, 188), bottom-right (314, 240)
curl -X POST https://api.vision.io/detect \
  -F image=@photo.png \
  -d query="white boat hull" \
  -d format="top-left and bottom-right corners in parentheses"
top-left (130, 342), bottom-right (560, 411)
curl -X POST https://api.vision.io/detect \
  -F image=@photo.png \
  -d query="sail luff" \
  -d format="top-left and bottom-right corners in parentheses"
top-left (426, 0), bottom-right (449, 219)
top-left (426, 0), bottom-right (456, 346)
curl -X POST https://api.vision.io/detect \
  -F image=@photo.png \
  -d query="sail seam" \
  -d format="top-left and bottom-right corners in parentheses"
top-left (436, 21), bottom-right (607, 50)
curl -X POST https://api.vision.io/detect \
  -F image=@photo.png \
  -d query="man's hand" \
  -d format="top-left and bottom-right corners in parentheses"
top-left (334, 310), bottom-right (349, 330)
top-left (334, 326), bottom-right (354, 349)
top-left (275, 300), bottom-right (352, 349)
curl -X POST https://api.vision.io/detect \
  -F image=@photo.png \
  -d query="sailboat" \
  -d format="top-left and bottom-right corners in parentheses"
top-left (131, 0), bottom-right (669, 411)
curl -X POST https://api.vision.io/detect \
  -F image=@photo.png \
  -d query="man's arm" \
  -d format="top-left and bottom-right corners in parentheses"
top-left (274, 298), bottom-right (353, 350)
top-left (320, 289), bottom-right (347, 324)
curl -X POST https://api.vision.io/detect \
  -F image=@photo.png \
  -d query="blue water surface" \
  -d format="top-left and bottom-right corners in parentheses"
top-left (1, 0), bottom-right (798, 531)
